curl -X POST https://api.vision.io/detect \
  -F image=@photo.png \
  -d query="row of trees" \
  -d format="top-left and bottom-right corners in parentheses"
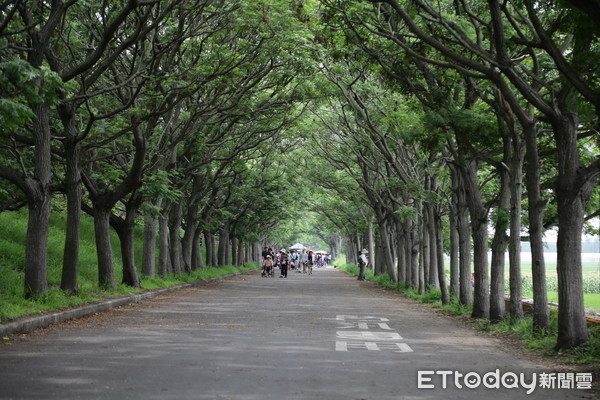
top-left (305, 0), bottom-right (599, 350)
top-left (0, 1), bottom-right (317, 295)
top-left (1, 0), bottom-right (598, 353)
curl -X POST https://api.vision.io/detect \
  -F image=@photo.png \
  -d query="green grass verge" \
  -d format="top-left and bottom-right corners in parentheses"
top-left (338, 263), bottom-right (600, 366)
top-left (0, 208), bottom-right (258, 323)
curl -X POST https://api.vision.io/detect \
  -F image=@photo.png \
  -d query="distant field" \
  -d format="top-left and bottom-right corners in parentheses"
top-left (518, 260), bottom-right (600, 276)
top-left (519, 291), bottom-right (600, 314)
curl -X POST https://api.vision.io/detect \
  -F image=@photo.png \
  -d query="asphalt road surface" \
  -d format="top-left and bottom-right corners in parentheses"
top-left (0, 267), bottom-right (596, 400)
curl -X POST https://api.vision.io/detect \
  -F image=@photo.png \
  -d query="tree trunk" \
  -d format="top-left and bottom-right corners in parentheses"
top-left (181, 217), bottom-right (197, 272)
top-left (231, 236), bottom-right (238, 266)
top-left (508, 131), bottom-right (525, 319)
top-left (404, 224), bottom-right (412, 287)
top-left (395, 220), bottom-right (407, 285)
top-left (236, 240), bottom-right (245, 267)
top-left (418, 211), bottom-right (425, 295)
top-left (554, 113), bottom-right (591, 349)
top-left (449, 200), bottom-right (460, 297)
top-left (217, 223), bottom-right (229, 267)
top-left (427, 203), bottom-right (439, 288)
top-left (368, 216), bottom-right (376, 270)
top-left (489, 164), bottom-right (510, 322)
top-left (23, 103), bottom-right (52, 297)
top-left (114, 202), bottom-right (141, 288)
top-left (169, 201), bottom-right (184, 274)
top-left (379, 218), bottom-right (397, 281)
top-left (225, 232), bottom-right (231, 266)
top-left (158, 211), bottom-right (170, 279)
top-left (422, 211), bottom-right (430, 287)
top-left (410, 214), bottom-right (420, 289)
top-left (142, 200), bottom-right (162, 278)
top-left (205, 231), bottom-right (215, 267)
top-left (60, 113), bottom-right (81, 295)
top-left (524, 121), bottom-right (549, 331)
top-left (94, 206), bottom-right (116, 289)
top-left (25, 194), bottom-right (51, 297)
top-left (192, 226), bottom-right (204, 270)
top-left (461, 159), bottom-right (490, 319)
top-left (142, 214), bottom-right (158, 278)
top-left (454, 167), bottom-right (473, 306)
top-left (435, 212), bottom-right (450, 304)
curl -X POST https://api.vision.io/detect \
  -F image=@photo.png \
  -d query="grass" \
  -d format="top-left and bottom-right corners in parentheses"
top-left (520, 290), bottom-right (600, 314)
top-left (338, 263), bottom-right (600, 366)
top-left (0, 208), bottom-right (258, 323)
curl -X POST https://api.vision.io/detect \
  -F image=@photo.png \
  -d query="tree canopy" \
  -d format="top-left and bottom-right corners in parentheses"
top-left (0, 0), bottom-right (598, 351)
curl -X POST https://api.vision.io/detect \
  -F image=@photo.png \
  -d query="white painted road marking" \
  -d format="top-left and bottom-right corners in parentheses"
top-left (336, 341), bottom-right (414, 352)
top-left (336, 331), bottom-right (403, 340)
top-left (337, 322), bottom-right (393, 330)
top-left (336, 315), bottom-right (389, 321)
top-left (334, 315), bottom-right (414, 353)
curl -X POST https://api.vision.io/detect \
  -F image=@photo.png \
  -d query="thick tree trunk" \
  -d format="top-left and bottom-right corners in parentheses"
top-left (418, 212), bottom-right (425, 294)
top-left (379, 219), bottom-right (397, 281)
top-left (169, 202), bottom-right (184, 274)
top-left (192, 227), bottom-right (204, 270)
top-left (422, 212), bottom-right (430, 287)
top-left (554, 113), bottom-right (591, 350)
top-left (404, 224), bottom-right (412, 287)
top-left (217, 224), bottom-right (229, 267)
top-left (524, 122), bottom-right (549, 332)
top-left (508, 132), bottom-right (525, 319)
top-left (410, 216), bottom-right (420, 289)
top-left (94, 206), bottom-right (116, 289)
top-left (142, 199), bottom-right (162, 278)
top-left (489, 165), bottom-right (510, 322)
top-left (181, 175), bottom-right (203, 271)
top-left (158, 212), bottom-right (170, 279)
top-left (205, 231), bottom-right (215, 267)
top-left (395, 220), bottom-right (407, 285)
top-left (454, 167), bottom-right (473, 306)
top-left (435, 212), bottom-right (450, 304)
top-left (114, 203), bottom-right (141, 288)
top-left (142, 213), bottom-right (158, 278)
top-left (231, 236), bottom-right (238, 266)
top-left (25, 195), bottom-right (51, 297)
top-left (461, 159), bottom-right (490, 319)
top-left (225, 233), bottom-right (231, 266)
top-left (427, 203), bottom-right (439, 288)
top-left (60, 119), bottom-right (81, 295)
top-left (181, 217), bottom-right (197, 271)
top-left (368, 217), bottom-right (376, 269)
top-left (23, 103), bottom-right (52, 297)
top-left (449, 201), bottom-right (460, 297)
top-left (236, 240), bottom-right (245, 267)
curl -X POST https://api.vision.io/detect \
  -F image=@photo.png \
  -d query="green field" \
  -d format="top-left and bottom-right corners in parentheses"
top-left (514, 263), bottom-right (600, 313)
top-left (336, 255), bottom-right (600, 313)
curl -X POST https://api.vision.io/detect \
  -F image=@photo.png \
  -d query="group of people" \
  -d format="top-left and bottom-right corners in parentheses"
top-left (261, 247), bottom-right (331, 278)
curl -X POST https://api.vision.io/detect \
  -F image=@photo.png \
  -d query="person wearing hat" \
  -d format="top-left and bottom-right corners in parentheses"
top-left (279, 248), bottom-right (290, 278)
top-left (357, 249), bottom-right (369, 281)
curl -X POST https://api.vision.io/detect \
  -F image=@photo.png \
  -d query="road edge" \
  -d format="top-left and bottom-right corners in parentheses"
top-left (0, 271), bottom-right (255, 338)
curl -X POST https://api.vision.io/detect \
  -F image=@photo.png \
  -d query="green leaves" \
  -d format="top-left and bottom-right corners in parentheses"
top-left (0, 60), bottom-right (63, 133)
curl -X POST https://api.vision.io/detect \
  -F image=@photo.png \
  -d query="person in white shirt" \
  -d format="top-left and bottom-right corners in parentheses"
top-left (299, 249), bottom-right (309, 274)
top-left (357, 249), bottom-right (369, 281)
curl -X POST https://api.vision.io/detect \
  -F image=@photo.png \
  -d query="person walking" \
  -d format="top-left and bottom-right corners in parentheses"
top-left (307, 250), bottom-right (314, 275)
top-left (357, 249), bottom-right (368, 281)
top-left (299, 249), bottom-right (308, 273)
top-left (279, 248), bottom-right (290, 278)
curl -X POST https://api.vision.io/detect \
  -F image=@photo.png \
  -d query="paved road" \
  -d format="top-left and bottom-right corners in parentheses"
top-left (0, 267), bottom-right (595, 400)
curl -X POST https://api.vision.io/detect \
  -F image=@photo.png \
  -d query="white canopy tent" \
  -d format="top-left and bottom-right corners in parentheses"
top-left (289, 243), bottom-right (306, 250)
